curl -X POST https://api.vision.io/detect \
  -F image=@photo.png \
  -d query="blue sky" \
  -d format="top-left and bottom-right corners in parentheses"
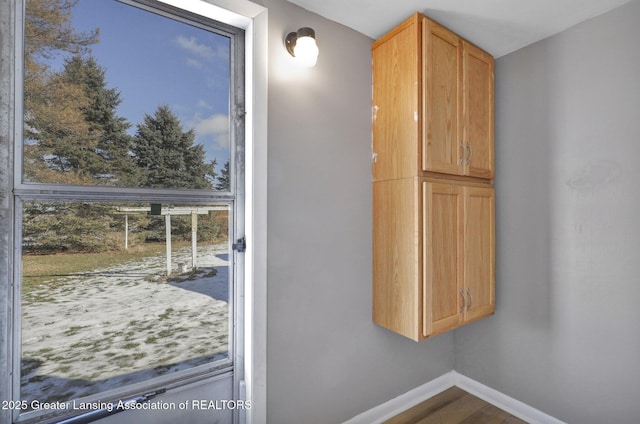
top-left (68, 0), bottom-right (231, 165)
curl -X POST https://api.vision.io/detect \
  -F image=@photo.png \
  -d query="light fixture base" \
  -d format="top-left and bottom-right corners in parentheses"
top-left (285, 32), bottom-right (298, 56)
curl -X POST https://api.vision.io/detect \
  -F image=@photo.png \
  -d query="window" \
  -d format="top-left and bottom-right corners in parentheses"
top-left (13, 0), bottom-right (245, 422)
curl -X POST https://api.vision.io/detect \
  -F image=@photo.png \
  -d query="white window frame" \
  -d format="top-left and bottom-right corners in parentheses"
top-left (0, 0), bottom-right (267, 422)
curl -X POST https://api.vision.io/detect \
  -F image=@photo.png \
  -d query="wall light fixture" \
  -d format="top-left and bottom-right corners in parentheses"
top-left (285, 27), bottom-right (319, 67)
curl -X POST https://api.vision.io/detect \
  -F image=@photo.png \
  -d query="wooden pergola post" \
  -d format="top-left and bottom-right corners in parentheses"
top-left (191, 210), bottom-right (198, 270)
top-left (165, 213), bottom-right (172, 276)
top-left (124, 214), bottom-right (129, 250)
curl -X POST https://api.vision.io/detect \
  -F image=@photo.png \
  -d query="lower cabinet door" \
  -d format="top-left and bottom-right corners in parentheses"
top-left (422, 180), bottom-right (463, 337)
top-left (462, 185), bottom-right (495, 322)
top-left (422, 180), bottom-right (495, 336)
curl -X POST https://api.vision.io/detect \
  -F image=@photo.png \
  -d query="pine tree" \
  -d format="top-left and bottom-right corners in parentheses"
top-left (215, 160), bottom-right (231, 191)
top-left (23, 0), bottom-right (99, 184)
top-left (133, 105), bottom-right (215, 189)
top-left (24, 0), bottom-right (98, 64)
top-left (61, 55), bottom-right (140, 186)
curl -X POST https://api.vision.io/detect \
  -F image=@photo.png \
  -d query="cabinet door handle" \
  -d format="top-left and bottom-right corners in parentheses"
top-left (458, 141), bottom-right (467, 165)
top-left (466, 143), bottom-right (473, 165)
top-left (466, 288), bottom-right (473, 311)
top-left (459, 289), bottom-right (466, 313)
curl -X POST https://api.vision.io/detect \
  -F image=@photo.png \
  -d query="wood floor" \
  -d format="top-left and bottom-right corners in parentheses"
top-left (384, 386), bottom-right (528, 424)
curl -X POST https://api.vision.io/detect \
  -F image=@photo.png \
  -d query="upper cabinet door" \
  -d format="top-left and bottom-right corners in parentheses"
top-left (422, 18), bottom-right (462, 176)
top-left (372, 17), bottom-right (420, 182)
top-left (462, 41), bottom-right (494, 179)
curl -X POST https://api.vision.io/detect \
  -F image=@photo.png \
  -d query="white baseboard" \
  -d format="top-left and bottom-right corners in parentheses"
top-left (343, 370), bottom-right (566, 424)
top-left (343, 371), bottom-right (456, 424)
top-left (451, 371), bottom-right (566, 424)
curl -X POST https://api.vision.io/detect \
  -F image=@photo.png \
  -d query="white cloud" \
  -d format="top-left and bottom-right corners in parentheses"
top-left (193, 114), bottom-right (229, 150)
top-left (186, 58), bottom-right (203, 69)
top-left (176, 35), bottom-right (216, 60)
top-left (196, 99), bottom-right (213, 110)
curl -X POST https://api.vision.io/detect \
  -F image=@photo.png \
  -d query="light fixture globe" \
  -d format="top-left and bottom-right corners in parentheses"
top-left (285, 27), bottom-right (319, 67)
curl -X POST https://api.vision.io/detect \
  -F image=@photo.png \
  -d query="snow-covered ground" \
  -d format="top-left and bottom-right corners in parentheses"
top-left (21, 243), bottom-right (230, 404)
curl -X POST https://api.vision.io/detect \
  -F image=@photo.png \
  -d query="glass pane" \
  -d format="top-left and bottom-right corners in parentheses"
top-left (21, 201), bottom-right (231, 406)
top-left (23, 0), bottom-right (231, 190)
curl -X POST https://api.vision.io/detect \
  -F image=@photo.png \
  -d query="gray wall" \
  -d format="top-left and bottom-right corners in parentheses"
top-left (258, 1), bottom-right (454, 423)
top-left (455, 1), bottom-right (640, 422)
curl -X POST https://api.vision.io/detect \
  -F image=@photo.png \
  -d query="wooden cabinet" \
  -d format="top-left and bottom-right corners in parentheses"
top-left (373, 178), bottom-right (495, 341)
top-left (461, 185), bottom-right (496, 323)
top-left (461, 42), bottom-right (494, 179)
top-left (372, 13), bottom-right (495, 341)
top-left (372, 14), bottom-right (494, 182)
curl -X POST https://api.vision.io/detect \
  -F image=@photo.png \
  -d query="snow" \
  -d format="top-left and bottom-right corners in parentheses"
top-left (21, 243), bottom-right (230, 405)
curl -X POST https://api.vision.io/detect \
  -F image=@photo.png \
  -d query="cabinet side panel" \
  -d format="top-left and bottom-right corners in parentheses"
top-left (463, 186), bottom-right (495, 322)
top-left (463, 42), bottom-right (494, 179)
top-left (373, 179), bottom-right (420, 340)
top-left (423, 181), bottom-right (463, 336)
top-left (372, 20), bottom-right (419, 181)
top-left (423, 19), bottom-right (462, 176)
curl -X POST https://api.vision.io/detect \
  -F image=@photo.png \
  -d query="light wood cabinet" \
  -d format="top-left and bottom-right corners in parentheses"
top-left (373, 178), bottom-right (495, 341)
top-left (372, 14), bottom-right (494, 182)
top-left (462, 185), bottom-right (496, 323)
top-left (461, 42), bottom-right (494, 179)
top-left (372, 13), bottom-right (495, 341)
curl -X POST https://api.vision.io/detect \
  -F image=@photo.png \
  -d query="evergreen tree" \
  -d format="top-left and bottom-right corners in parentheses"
top-left (24, 0), bottom-right (98, 64)
top-left (215, 160), bottom-right (231, 191)
top-left (133, 105), bottom-right (215, 189)
top-left (22, 201), bottom-right (120, 254)
top-left (23, 0), bottom-right (99, 184)
top-left (61, 55), bottom-right (140, 186)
